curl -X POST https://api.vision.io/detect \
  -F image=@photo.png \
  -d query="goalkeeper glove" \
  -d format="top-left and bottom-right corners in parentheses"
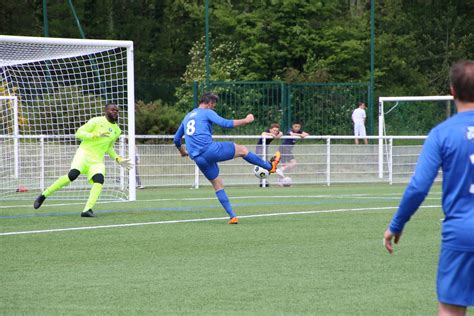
top-left (92, 131), bottom-right (110, 138)
top-left (116, 157), bottom-right (134, 170)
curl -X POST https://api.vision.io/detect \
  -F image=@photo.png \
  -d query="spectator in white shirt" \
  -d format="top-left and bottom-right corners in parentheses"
top-left (352, 102), bottom-right (368, 145)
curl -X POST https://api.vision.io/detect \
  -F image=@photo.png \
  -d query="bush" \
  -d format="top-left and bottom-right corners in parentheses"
top-left (135, 100), bottom-right (186, 136)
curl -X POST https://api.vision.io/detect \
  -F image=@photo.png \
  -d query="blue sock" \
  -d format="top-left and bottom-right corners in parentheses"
top-left (243, 152), bottom-right (272, 170)
top-left (216, 189), bottom-right (236, 218)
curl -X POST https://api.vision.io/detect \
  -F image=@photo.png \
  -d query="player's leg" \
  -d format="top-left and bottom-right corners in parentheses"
top-left (34, 168), bottom-right (80, 209)
top-left (80, 173), bottom-right (104, 217)
top-left (209, 176), bottom-right (238, 224)
top-left (194, 153), bottom-right (238, 224)
top-left (80, 163), bottom-right (106, 217)
top-left (34, 149), bottom-right (87, 209)
top-left (234, 143), bottom-right (280, 173)
top-left (438, 303), bottom-right (466, 316)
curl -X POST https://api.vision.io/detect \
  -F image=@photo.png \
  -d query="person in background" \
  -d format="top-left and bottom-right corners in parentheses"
top-left (352, 102), bottom-right (368, 145)
top-left (135, 146), bottom-right (144, 189)
top-left (256, 123), bottom-right (282, 187)
top-left (277, 121), bottom-right (309, 178)
top-left (256, 123), bottom-right (283, 159)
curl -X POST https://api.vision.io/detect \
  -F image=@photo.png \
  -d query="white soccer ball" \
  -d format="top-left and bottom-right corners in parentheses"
top-left (253, 165), bottom-right (269, 179)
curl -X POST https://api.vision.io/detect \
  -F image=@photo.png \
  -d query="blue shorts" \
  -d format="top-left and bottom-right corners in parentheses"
top-left (437, 247), bottom-right (474, 306)
top-left (193, 142), bottom-right (235, 181)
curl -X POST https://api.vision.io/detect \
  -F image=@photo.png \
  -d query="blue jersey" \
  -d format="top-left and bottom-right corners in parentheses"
top-left (174, 108), bottom-right (234, 159)
top-left (389, 110), bottom-right (474, 251)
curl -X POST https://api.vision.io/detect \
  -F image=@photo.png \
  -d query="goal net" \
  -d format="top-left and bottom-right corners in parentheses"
top-left (0, 35), bottom-right (136, 201)
top-left (377, 96), bottom-right (454, 181)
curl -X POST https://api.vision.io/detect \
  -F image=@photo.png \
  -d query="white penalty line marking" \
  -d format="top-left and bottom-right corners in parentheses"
top-left (0, 205), bottom-right (439, 237)
top-left (0, 192), bottom-right (442, 209)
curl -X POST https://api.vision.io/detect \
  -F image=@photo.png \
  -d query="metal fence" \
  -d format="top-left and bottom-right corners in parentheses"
top-left (0, 134), bottom-right (436, 201)
top-left (134, 135), bottom-right (433, 188)
top-left (200, 81), bottom-right (371, 135)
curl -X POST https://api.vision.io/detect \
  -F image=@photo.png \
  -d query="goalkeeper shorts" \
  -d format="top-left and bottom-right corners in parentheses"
top-left (71, 149), bottom-right (106, 182)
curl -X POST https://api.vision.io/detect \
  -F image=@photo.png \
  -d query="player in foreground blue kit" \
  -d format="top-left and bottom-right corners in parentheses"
top-left (173, 92), bottom-right (281, 224)
top-left (384, 60), bottom-right (474, 315)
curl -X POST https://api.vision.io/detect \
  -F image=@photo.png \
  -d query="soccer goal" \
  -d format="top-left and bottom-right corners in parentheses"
top-left (0, 35), bottom-right (136, 201)
top-left (377, 95), bottom-right (454, 179)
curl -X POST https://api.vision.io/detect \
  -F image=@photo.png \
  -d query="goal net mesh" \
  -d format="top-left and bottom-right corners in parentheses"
top-left (0, 36), bottom-right (131, 201)
top-left (381, 98), bottom-right (455, 136)
top-left (379, 96), bottom-right (455, 183)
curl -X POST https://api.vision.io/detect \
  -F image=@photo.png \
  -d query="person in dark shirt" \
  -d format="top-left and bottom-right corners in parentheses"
top-left (256, 123), bottom-right (283, 159)
top-left (277, 122), bottom-right (309, 178)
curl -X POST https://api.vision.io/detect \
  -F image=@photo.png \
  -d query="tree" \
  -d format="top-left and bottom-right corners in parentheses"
top-left (174, 36), bottom-right (245, 112)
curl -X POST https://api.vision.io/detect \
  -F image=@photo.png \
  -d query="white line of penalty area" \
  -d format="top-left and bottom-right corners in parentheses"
top-left (0, 205), bottom-right (439, 237)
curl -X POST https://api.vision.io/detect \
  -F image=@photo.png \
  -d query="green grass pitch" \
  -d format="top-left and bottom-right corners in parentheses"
top-left (0, 183), bottom-right (454, 314)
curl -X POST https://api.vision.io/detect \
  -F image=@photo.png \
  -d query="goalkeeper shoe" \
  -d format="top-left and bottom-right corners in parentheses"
top-left (34, 195), bottom-right (46, 209)
top-left (269, 151), bottom-right (281, 173)
top-left (228, 217), bottom-right (239, 224)
top-left (81, 209), bottom-right (96, 218)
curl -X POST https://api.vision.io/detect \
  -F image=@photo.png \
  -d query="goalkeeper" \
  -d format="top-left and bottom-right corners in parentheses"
top-left (33, 103), bottom-right (133, 217)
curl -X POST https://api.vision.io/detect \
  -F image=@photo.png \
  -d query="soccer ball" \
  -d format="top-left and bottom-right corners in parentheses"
top-left (253, 165), bottom-right (269, 179)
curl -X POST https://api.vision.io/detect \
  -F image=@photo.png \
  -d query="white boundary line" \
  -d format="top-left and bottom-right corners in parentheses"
top-left (0, 205), bottom-right (439, 237)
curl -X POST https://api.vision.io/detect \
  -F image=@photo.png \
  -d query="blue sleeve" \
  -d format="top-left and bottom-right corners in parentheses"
top-left (173, 123), bottom-right (184, 149)
top-left (389, 130), bottom-right (442, 233)
top-left (208, 110), bottom-right (234, 129)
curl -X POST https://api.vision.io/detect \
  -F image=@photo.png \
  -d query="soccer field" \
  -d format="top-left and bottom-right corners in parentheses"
top-left (0, 184), bottom-right (447, 314)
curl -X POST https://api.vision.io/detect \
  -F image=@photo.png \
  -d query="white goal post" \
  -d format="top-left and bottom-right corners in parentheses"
top-left (0, 35), bottom-right (136, 201)
top-left (378, 95), bottom-right (454, 178)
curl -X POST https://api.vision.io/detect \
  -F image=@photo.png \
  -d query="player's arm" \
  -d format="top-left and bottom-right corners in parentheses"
top-left (107, 134), bottom-right (134, 170)
top-left (233, 114), bottom-right (254, 127)
top-left (300, 131), bottom-right (309, 138)
top-left (207, 110), bottom-right (250, 128)
top-left (75, 118), bottom-right (109, 140)
top-left (173, 123), bottom-right (188, 157)
top-left (384, 131), bottom-right (441, 253)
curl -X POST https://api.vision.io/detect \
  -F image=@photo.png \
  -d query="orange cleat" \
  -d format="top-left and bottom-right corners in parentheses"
top-left (228, 217), bottom-right (239, 224)
top-left (269, 151), bottom-right (281, 173)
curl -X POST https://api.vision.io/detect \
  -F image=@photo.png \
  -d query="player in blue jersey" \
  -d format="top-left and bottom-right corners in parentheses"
top-left (383, 60), bottom-right (474, 315)
top-left (173, 92), bottom-right (281, 224)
